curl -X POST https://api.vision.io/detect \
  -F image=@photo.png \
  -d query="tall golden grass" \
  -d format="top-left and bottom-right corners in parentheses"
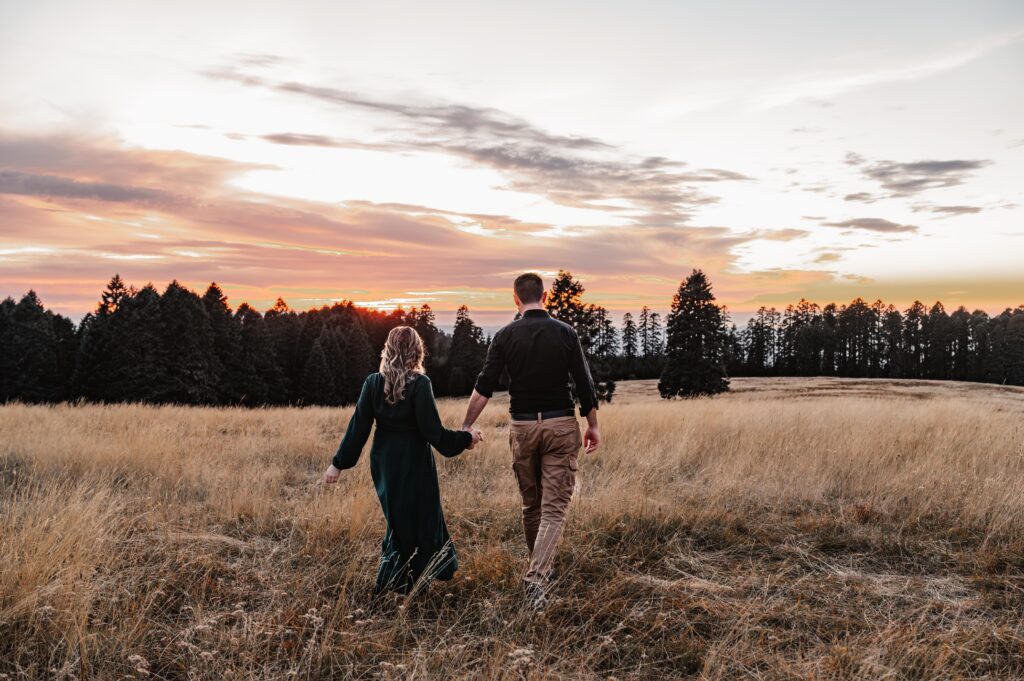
top-left (2, 377), bottom-right (1024, 679)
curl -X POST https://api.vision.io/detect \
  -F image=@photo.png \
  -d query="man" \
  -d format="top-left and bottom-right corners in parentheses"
top-left (461, 272), bottom-right (600, 608)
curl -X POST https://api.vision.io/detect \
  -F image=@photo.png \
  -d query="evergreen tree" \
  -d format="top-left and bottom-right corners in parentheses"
top-left (742, 307), bottom-right (774, 375)
top-left (592, 306), bottom-right (619, 359)
top-left (406, 305), bottom-right (441, 374)
top-left (948, 306), bottom-right (972, 381)
top-left (968, 310), bottom-right (992, 382)
top-left (903, 301), bottom-right (927, 379)
top-left (547, 271), bottom-right (591, 332)
top-left (300, 337), bottom-right (334, 405)
top-left (445, 305), bottom-right (488, 396)
top-left (725, 323), bottom-right (745, 376)
top-left (0, 297), bottom-right (14, 401)
top-left (658, 269), bottom-right (730, 398)
top-left (621, 312), bottom-right (638, 360)
top-left (2, 291), bottom-right (65, 402)
top-left (341, 318), bottom-right (376, 402)
top-left (1006, 308), bottom-right (1024, 385)
top-left (99, 274), bottom-right (131, 315)
top-left (234, 303), bottom-right (283, 405)
top-left (97, 284), bottom-right (169, 402)
top-left (923, 302), bottom-right (952, 379)
top-left (545, 270), bottom-right (616, 402)
top-left (157, 281), bottom-right (220, 404)
top-left (202, 282), bottom-right (248, 403)
top-left (648, 311), bottom-right (664, 356)
top-left (73, 276), bottom-right (132, 400)
top-left (264, 298), bottom-right (302, 401)
top-left (881, 305), bottom-right (905, 377)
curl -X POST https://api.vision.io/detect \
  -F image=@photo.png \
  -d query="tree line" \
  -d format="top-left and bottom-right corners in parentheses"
top-left (0, 275), bottom-right (489, 406)
top-left (2, 271), bottom-right (1022, 406)
top-left (726, 297), bottom-right (1024, 385)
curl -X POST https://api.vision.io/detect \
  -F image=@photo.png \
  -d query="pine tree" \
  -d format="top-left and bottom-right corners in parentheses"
top-left (881, 305), bottom-right (905, 377)
top-left (99, 274), bottom-right (131, 315)
top-left (300, 337), bottom-right (334, 405)
top-left (621, 312), bottom-right (638, 360)
top-left (3, 292), bottom-right (64, 402)
top-left (924, 301), bottom-right (952, 379)
top-left (0, 297), bottom-right (14, 401)
top-left (157, 281), bottom-right (221, 404)
top-left (648, 312), bottom-right (664, 356)
top-left (547, 271), bottom-right (591, 332)
top-left (234, 303), bottom-right (281, 405)
top-left (592, 306), bottom-right (619, 359)
top-left (406, 305), bottom-right (441, 374)
top-left (658, 269), bottom-right (730, 398)
top-left (264, 298), bottom-right (302, 402)
top-left (74, 274), bottom-right (140, 400)
top-left (445, 305), bottom-right (487, 396)
top-left (639, 306), bottom-right (652, 358)
top-left (97, 284), bottom-right (168, 402)
top-left (903, 301), bottom-right (928, 379)
top-left (544, 270), bottom-right (616, 402)
top-left (202, 283), bottom-right (249, 403)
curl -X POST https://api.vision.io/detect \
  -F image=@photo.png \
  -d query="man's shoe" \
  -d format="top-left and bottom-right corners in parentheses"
top-left (524, 581), bottom-right (548, 611)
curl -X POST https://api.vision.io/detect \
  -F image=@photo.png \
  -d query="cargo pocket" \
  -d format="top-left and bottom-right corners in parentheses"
top-left (548, 423), bottom-right (581, 470)
top-left (567, 424), bottom-right (581, 471)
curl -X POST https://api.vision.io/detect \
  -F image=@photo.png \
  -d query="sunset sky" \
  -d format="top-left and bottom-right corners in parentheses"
top-left (1, 0), bottom-right (1022, 328)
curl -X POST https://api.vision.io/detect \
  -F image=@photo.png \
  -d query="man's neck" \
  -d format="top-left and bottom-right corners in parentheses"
top-left (519, 303), bottom-right (545, 314)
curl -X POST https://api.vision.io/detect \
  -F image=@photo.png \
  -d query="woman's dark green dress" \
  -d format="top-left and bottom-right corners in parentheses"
top-left (332, 372), bottom-right (472, 594)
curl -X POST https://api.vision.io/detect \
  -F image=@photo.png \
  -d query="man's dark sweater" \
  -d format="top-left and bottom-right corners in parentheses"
top-left (473, 309), bottom-right (598, 417)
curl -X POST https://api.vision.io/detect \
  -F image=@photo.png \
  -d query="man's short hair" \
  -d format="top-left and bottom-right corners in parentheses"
top-left (513, 273), bottom-right (544, 304)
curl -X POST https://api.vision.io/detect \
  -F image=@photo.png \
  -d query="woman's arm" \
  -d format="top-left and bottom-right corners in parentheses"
top-left (324, 375), bottom-right (375, 482)
top-left (413, 375), bottom-right (474, 458)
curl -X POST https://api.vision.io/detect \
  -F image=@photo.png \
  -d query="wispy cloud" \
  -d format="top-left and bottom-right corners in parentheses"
top-left (822, 218), bottom-right (918, 233)
top-left (917, 204), bottom-right (983, 217)
top-left (845, 152), bottom-right (991, 197)
top-left (205, 64), bottom-right (751, 227)
top-left (0, 170), bottom-right (187, 208)
top-left (756, 27), bottom-right (1024, 108)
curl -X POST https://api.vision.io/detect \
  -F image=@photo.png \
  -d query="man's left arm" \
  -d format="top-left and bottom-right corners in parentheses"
top-left (567, 329), bottom-right (600, 453)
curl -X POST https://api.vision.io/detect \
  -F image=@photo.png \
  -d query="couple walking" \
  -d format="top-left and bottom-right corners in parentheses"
top-left (323, 272), bottom-right (601, 607)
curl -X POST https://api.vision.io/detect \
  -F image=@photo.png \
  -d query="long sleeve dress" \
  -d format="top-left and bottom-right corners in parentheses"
top-left (332, 372), bottom-right (472, 594)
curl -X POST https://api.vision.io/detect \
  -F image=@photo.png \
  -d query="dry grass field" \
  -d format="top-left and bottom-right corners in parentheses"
top-left (3, 377), bottom-right (1024, 680)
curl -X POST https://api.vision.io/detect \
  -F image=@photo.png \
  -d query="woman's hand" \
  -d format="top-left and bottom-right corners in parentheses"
top-left (323, 464), bottom-right (342, 484)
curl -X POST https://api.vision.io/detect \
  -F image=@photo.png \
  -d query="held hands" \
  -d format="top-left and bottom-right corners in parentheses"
top-left (465, 427), bottom-right (484, 450)
top-left (583, 426), bottom-right (601, 454)
top-left (323, 464), bottom-right (341, 484)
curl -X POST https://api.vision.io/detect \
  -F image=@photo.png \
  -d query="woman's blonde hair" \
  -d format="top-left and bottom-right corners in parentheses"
top-left (380, 325), bottom-right (426, 405)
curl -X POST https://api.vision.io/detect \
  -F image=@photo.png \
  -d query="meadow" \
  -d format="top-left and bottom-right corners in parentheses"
top-left (3, 377), bottom-right (1024, 680)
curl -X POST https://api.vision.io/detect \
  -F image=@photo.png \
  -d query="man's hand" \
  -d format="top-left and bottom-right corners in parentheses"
top-left (465, 428), bottom-right (484, 450)
top-left (582, 408), bottom-right (601, 454)
top-left (323, 464), bottom-right (342, 484)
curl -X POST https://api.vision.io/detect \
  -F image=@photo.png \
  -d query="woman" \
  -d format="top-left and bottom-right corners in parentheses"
top-left (323, 325), bottom-right (483, 595)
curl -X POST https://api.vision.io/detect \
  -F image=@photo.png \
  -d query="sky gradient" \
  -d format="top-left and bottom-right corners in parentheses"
top-left (1, 0), bottom-right (1022, 328)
